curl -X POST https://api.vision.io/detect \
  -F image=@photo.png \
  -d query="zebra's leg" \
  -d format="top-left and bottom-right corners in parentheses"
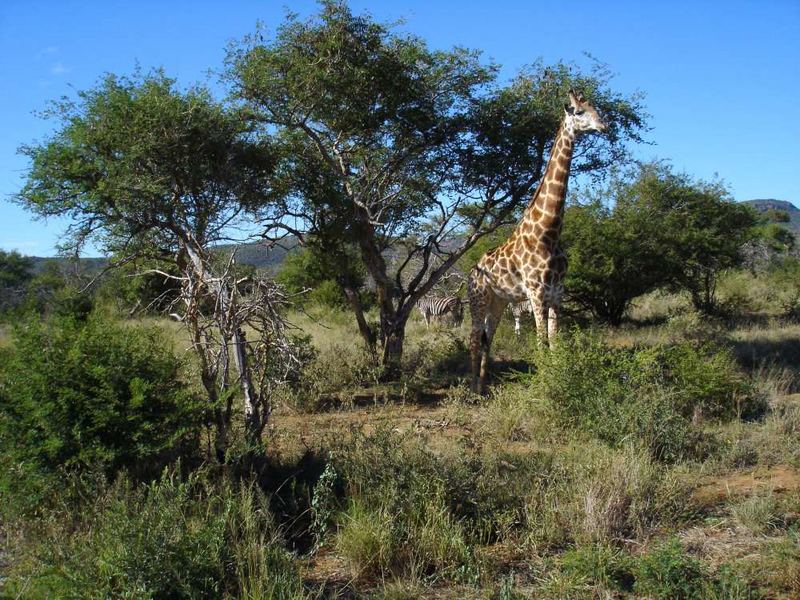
top-left (514, 312), bottom-right (522, 336)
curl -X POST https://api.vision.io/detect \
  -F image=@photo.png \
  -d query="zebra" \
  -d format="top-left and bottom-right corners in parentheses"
top-left (417, 295), bottom-right (464, 328)
top-left (509, 301), bottom-right (532, 336)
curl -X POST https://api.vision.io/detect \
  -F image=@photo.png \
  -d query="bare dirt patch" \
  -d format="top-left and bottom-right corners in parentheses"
top-left (693, 465), bottom-right (800, 509)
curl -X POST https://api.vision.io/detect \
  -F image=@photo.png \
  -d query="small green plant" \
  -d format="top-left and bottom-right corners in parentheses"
top-left (561, 544), bottom-right (635, 592)
top-left (634, 538), bottom-right (706, 599)
top-left (310, 457), bottom-right (339, 550)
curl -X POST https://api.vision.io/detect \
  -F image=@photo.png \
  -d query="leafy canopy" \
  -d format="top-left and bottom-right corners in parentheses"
top-left (17, 71), bottom-right (275, 256)
top-left (563, 162), bottom-right (758, 321)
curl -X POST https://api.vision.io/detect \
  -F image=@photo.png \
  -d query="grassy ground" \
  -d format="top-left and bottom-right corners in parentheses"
top-left (2, 272), bottom-right (799, 598)
top-left (252, 283), bottom-right (799, 598)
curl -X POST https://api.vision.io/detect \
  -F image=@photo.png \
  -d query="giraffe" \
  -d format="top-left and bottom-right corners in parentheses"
top-left (468, 90), bottom-right (606, 393)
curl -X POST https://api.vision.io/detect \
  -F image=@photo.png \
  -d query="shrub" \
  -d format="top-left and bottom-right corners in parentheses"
top-left (529, 331), bottom-right (759, 460)
top-left (288, 342), bottom-right (382, 410)
top-left (632, 538), bottom-right (756, 599)
top-left (3, 471), bottom-right (309, 599)
top-left (0, 313), bottom-right (203, 491)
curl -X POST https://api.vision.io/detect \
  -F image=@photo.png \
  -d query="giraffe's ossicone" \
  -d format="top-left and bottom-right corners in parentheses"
top-left (468, 90), bottom-right (607, 394)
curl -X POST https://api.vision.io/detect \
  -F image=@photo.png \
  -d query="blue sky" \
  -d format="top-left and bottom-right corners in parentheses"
top-left (1, 0), bottom-right (798, 256)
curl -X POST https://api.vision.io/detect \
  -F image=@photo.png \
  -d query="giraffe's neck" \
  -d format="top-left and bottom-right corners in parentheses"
top-left (518, 120), bottom-right (576, 238)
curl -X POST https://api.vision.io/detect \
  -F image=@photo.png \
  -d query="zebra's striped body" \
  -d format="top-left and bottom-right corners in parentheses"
top-left (417, 296), bottom-right (464, 328)
top-left (510, 301), bottom-right (532, 336)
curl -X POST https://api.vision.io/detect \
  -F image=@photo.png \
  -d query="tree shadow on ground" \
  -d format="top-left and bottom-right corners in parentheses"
top-left (731, 335), bottom-right (800, 391)
top-left (258, 449), bottom-right (329, 554)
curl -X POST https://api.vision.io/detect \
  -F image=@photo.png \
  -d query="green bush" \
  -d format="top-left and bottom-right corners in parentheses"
top-left (529, 331), bottom-right (760, 460)
top-left (0, 313), bottom-right (203, 491)
top-left (3, 471), bottom-right (309, 599)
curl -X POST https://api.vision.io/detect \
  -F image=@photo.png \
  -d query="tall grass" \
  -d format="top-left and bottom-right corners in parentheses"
top-left (3, 470), bottom-right (311, 599)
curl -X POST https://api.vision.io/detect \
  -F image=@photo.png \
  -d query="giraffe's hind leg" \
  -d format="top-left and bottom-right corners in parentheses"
top-left (468, 277), bottom-right (490, 392)
top-left (476, 296), bottom-right (507, 394)
top-left (468, 306), bottom-right (486, 393)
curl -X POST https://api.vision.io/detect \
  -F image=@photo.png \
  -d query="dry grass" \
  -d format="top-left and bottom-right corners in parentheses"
top-left (0, 323), bottom-right (11, 349)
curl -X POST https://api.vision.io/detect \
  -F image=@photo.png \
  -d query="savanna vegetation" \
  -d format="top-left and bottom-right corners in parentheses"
top-left (2, 2), bottom-right (799, 598)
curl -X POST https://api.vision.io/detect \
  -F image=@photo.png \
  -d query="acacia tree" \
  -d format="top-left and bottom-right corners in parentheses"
top-left (624, 164), bottom-right (757, 313)
top-left (563, 163), bottom-right (758, 321)
top-left (16, 71), bottom-right (294, 458)
top-left (227, 1), bottom-right (647, 369)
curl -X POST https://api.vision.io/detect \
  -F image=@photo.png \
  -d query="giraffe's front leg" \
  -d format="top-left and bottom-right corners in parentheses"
top-left (528, 289), bottom-right (548, 347)
top-left (548, 305), bottom-right (559, 344)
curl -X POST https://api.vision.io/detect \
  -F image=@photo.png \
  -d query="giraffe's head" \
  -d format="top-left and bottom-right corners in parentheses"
top-left (565, 90), bottom-right (607, 134)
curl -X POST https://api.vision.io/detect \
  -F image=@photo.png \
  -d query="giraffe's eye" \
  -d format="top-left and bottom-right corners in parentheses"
top-left (575, 109), bottom-right (586, 116)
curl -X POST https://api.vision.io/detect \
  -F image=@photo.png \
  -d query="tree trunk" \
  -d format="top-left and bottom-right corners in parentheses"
top-left (179, 238), bottom-right (265, 449)
top-left (381, 318), bottom-right (406, 376)
top-left (342, 285), bottom-right (376, 353)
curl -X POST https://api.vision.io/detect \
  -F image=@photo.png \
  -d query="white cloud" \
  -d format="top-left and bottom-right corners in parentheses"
top-left (36, 46), bottom-right (59, 58)
top-left (50, 62), bottom-right (71, 75)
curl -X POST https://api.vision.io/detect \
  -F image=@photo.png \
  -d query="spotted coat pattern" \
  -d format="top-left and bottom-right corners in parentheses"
top-left (468, 91), bottom-right (607, 393)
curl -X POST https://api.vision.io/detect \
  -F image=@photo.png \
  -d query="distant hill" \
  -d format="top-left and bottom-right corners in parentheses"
top-left (742, 199), bottom-right (800, 232)
top-left (27, 237), bottom-right (302, 276)
top-left (214, 237), bottom-right (301, 273)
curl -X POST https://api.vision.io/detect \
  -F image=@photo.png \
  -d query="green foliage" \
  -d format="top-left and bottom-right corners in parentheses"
top-left (563, 198), bottom-right (669, 325)
top-left (275, 245), bottom-right (370, 309)
top-left (3, 471), bottom-right (309, 599)
top-left (564, 162), bottom-right (758, 321)
top-left (17, 69), bottom-right (274, 258)
top-left (529, 331), bottom-right (760, 460)
top-left (24, 260), bottom-right (96, 319)
top-left (558, 541), bottom-right (757, 599)
top-left (561, 544), bottom-right (634, 592)
top-left (0, 313), bottom-right (203, 490)
top-left (325, 427), bottom-right (690, 585)
top-left (286, 341), bottom-right (382, 411)
top-left (0, 249), bottom-right (34, 312)
top-left (94, 256), bottom-right (182, 314)
top-left (331, 429), bottom-right (474, 580)
top-left (633, 539), bottom-right (703, 599)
